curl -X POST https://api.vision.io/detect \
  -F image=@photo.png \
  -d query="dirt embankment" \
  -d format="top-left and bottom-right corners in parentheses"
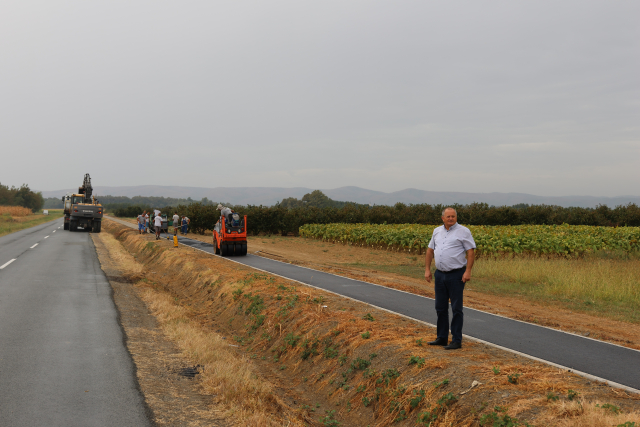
top-left (100, 219), bottom-right (640, 426)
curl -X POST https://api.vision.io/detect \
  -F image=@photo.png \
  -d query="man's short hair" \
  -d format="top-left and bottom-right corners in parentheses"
top-left (442, 207), bottom-right (457, 216)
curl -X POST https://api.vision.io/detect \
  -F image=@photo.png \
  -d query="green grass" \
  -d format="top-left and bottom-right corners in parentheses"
top-left (0, 210), bottom-right (64, 238)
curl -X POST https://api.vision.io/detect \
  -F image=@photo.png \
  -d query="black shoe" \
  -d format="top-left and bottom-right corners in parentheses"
top-left (444, 342), bottom-right (462, 350)
top-left (428, 338), bottom-right (448, 346)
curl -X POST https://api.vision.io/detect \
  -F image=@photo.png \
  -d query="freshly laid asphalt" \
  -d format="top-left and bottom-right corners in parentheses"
top-left (108, 217), bottom-right (640, 392)
top-left (0, 219), bottom-right (151, 426)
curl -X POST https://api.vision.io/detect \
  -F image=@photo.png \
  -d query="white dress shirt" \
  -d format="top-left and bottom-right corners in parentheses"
top-left (428, 223), bottom-right (476, 272)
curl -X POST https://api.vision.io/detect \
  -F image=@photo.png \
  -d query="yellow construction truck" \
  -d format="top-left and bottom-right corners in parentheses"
top-left (62, 174), bottom-right (103, 232)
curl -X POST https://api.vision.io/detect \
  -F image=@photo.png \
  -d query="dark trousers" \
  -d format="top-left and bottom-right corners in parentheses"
top-left (434, 268), bottom-right (466, 343)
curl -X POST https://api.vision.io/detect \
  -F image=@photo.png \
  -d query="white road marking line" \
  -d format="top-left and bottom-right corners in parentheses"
top-left (30, 243), bottom-right (38, 249)
top-left (53, 230), bottom-right (56, 233)
top-left (0, 259), bottom-right (16, 269)
top-left (44, 236), bottom-right (49, 239)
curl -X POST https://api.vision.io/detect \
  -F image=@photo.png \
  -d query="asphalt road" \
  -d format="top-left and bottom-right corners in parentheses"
top-left (0, 219), bottom-right (151, 427)
top-left (114, 219), bottom-right (640, 392)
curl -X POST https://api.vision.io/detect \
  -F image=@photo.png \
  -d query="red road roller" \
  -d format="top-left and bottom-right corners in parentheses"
top-left (213, 213), bottom-right (247, 256)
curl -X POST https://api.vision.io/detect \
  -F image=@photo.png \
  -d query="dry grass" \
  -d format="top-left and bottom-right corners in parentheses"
top-left (99, 226), bottom-right (302, 426)
top-left (543, 399), bottom-right (640, 426)
top-left (0, 209), bottom-right (63, 237)
top-left (138, 289), bottom-right (296, 426)
top-left (471, 256), bottom-right (640, 323)
top-left (474, 256), bottom-right (640, 304)
top-left (0, 206), bottom-right (33, 216)
top-left (102, 219), bottom-right (640, 427)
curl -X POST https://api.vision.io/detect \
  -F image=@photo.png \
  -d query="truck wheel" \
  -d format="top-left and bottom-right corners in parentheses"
top-left (64, 222), bottom-right (69, 230)
top-left (70, 221), bottom-right (77, 231)
top-left (221, 244), bottom-right (229, 256)
top-left (240, 243), bottom-right (247, 256)
top-left (214, 237), bottom-right (220, 255)
top-left (93, 222), bottom-right (101, 233)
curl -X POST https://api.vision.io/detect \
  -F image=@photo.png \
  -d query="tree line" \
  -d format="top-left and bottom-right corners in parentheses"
top-left (0, 183), bottom-right (44, 213)
top-left (114, 198), bottom-right (640, 236)
top-left (43, 195), bottom-right (219, 209)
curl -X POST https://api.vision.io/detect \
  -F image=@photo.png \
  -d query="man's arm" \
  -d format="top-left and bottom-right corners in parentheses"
top-left (462, 249), bottom-right (475, 283)
top-left (424, 248), bottom-right (434, 282)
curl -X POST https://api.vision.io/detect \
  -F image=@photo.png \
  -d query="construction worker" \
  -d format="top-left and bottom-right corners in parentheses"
top-left (217, 204), bottom-right (232, 222)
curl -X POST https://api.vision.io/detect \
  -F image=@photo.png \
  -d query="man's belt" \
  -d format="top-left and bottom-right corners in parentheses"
top-left (437, 266), bottom-right (466, 274)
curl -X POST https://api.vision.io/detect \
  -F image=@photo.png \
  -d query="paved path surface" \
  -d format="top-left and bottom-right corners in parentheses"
top-left (108, 217), bottom-right (640, 392)
top-left (0, 219), bottom-right (151, 426)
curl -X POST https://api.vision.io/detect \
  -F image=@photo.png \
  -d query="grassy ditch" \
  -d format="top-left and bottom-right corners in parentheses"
top-left (103, 220), bottom-right (640, 427)
top-left (0, 209), bottom-right (63, 237)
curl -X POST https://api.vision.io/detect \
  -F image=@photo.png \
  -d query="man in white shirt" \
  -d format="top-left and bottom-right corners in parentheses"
top-left (172, 212), bottom-right (180, 236)
top-left (144, 212), bottom-right (150, 233)
top-left (154, 213), bottom-right (162, 240)
top-left (424, 207), bottom-right (476, 350)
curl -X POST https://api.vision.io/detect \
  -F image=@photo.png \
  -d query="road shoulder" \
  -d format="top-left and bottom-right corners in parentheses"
top-left (91, 231), bottom-right (227, 427)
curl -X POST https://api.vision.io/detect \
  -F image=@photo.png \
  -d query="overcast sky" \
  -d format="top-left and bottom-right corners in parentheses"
top-left (1, 1), bottom-right (638, 197)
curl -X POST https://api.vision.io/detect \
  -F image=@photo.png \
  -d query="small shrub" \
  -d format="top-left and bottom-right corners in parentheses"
top-left (319, 409), bottom-right (341, 427)
top-left (377, 369), bottom-right (401, 386)
top-left (437, 393), bottom-right (457, 407)
top-left (363, 313), bottom-right (375, 321)
top-left (479, 412), bottom-right (531, 426)
top-left (408, 355), bottom-right (425, 368)
top-left (284, 332), bottom-right (301, 347)
top-left (410, 389), bottom-right (426, 409)
top-left (417, 409), bottom-right (437, 426)
top-left (416, 338), bottom-right (423, 346)
top-left (395, 409), bottom-right (407, 422)
top-left (492, 366), bottom-right (501, 375)
top-left (546, 392), bottom-right (559, 401)
top-left (361, 331), bottom-right (371, 339)
top-left (351, 357), bottom-right (371, 370)
top-left (324, 346), bottom-right (339, 359)
top-left (567, 389), bottom-right (580, 401)
top-left (232, 288), bottom-right (243, 300)
top-left (362, 396), bottom-right (372, 407)
top-left (433, 379), bottom-right (449, 388)
top-left (363, 368), bottom-right (376, 378)
top-left (596, 403), bottom-right (620, 414)
top-left (244, 293), bottom-right (264, 315)
top-left (507, 372), bottom-right (521, 384)
top-left (301, 337), bottom-right (320, 360)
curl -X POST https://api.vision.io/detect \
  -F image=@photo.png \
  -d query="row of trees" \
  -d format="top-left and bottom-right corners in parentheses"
top-left (114, 199), bottom-right (640, 236)
top-left (44, 195), bottom-right (218, 209)
top-left (0, 183), bottom-right (44, 213)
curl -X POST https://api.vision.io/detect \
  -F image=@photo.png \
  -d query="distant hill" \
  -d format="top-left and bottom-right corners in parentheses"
top-left (40, 185), bottom-right (640, 208)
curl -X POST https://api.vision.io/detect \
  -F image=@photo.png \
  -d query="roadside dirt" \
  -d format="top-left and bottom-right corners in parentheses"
top-left (139, 222), bottom-right (640, 352)
top-left (92, 232), bottom-right (228, 427)
top-left (101, 218), bottom-right (640, 426)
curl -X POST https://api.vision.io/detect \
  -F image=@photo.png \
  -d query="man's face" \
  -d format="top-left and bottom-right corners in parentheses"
top-left (442, 209), bottom-right (457, 227)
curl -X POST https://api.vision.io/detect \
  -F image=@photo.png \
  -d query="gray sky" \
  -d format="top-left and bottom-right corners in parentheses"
top-left (1, 1), bottom-right (638, 197)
